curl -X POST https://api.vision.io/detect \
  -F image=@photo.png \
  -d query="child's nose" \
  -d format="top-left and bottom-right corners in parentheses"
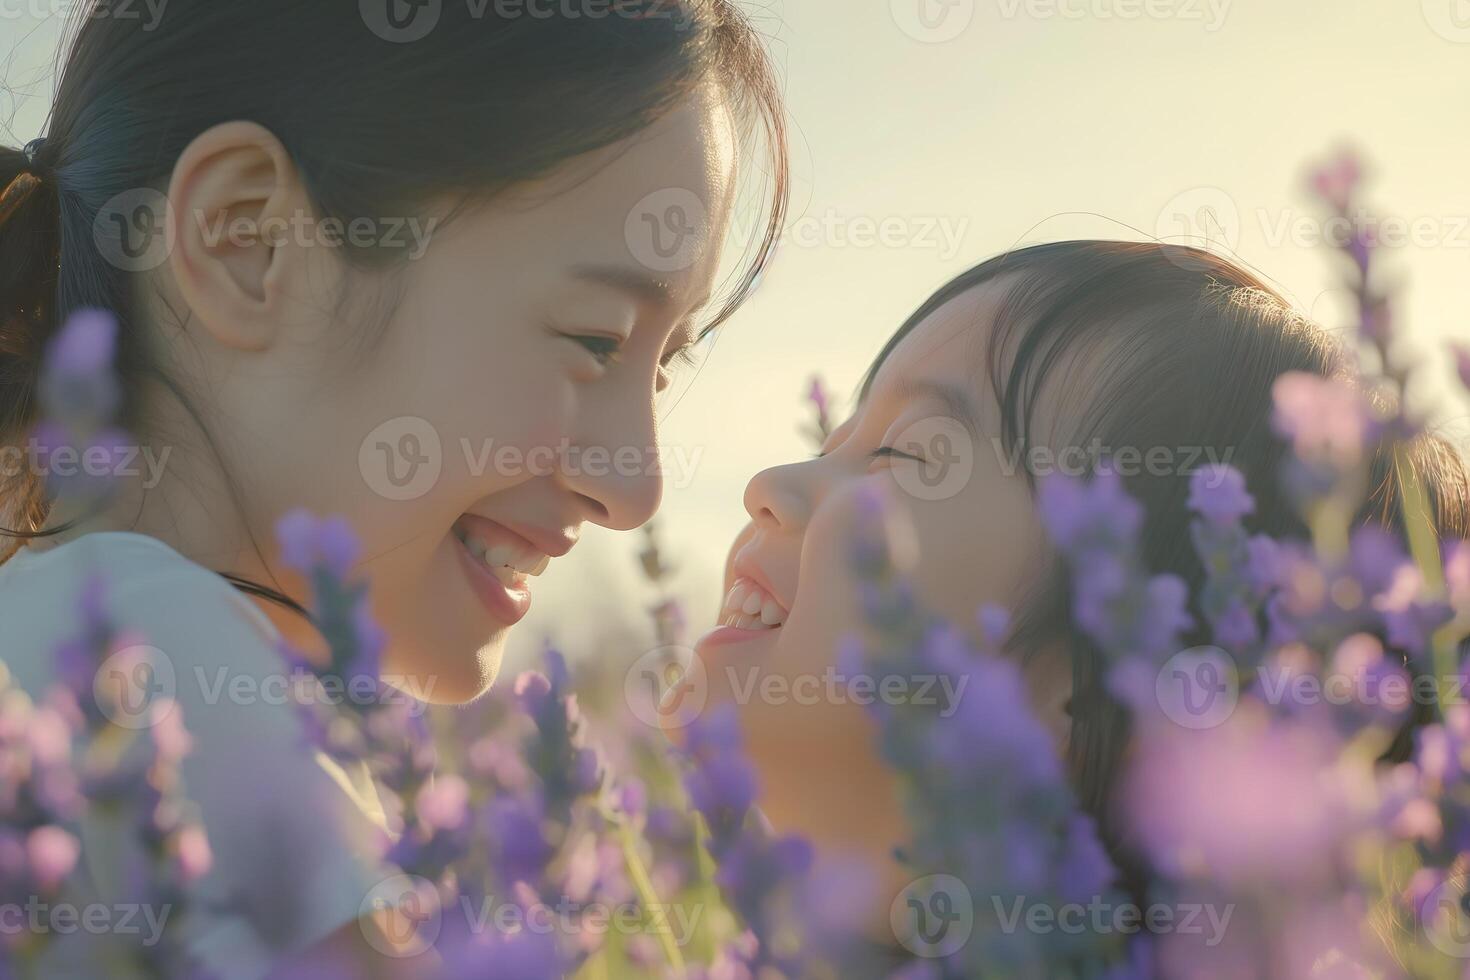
top-left (743, 459), bottom-right (814, 532)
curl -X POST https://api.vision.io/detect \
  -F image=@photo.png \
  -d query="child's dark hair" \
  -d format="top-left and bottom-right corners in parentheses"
top-left (863, 239), bottom-right (1470, 896)
top-left (0, 0), bottom-right (788, 559)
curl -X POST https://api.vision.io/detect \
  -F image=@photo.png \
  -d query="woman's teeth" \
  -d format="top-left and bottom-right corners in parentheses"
top-left (455, 529), bottom-right (550, 586)
top-left (721, 577), bottom-right (786, 630)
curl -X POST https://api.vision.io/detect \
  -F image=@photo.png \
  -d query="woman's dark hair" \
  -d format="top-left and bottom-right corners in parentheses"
top-left (0, 0), bottom-right (788, 564)
top-left (862, 239), bottom-right (1470, 896)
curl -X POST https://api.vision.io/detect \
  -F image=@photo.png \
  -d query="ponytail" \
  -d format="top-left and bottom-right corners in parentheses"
top-left (0, 140), bottom-right (61, 550)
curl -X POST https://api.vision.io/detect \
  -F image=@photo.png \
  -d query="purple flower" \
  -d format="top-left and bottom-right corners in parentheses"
top-left (1188, 465), bottom-right (1255, 525)
top-left (275, 509), bottom-right (360, 578)
top-left (513, 670), bottom-right (552, 716)
top-left (1330, 634), bottom-right (1411, 725)
top-left (929, 657), bottom-right (1062, 790)
top-left (1452, 342), bottom-right (1470, 393)
top-left (684, 752), bottom-right (758, 832)
top-left (486, 794), bottom-right (553, 885)
top-left (977, 603), bottom-right (1010, 651)
top-left (435, 920), bottom-right (564, 979)
top-left (45, 308), bottom-right (118, 378)
top-left (807, 375), bottom-right (830, 421)
top-left (683, 702), bottom-right (745, 760)
top-left (1037, 470), bottom-right (1143, 554)
top-left (416, 774), bottom-right (470, 832)
top-left (1271, 372), bottom-right (1374, 467)
top-left (1416, 703), bottom-right (1470, 786)
top-left (1125, 705), bottom-right (1349, 886)
top-left (1373, 564), bottom-right (1452, 656)
top-left (1246, 534), bottom-right (1282, 597)
top-left (1308, 148), bottom-right (1362, 212)
top-left (1349, 526), bottom-right (1408, 599)
top-left (1055, 813), bottom-right (1116, 905)
top-left (1213, 599), bottom-right (1260, 650)
top-left (1139, 574), bottom-right (1195, 656)
top-left (25, 826), bottom-right (79, 892)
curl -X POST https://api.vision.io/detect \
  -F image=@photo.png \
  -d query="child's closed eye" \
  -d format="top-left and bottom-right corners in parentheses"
top-left (870, 445), bottom-right (925, 463)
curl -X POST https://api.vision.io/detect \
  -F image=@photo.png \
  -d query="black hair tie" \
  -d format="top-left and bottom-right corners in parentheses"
top-left (22, 137), bottom-right (47, 169)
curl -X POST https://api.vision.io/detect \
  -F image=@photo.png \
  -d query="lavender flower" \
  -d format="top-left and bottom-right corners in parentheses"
top-left (849, 485), bottom-right (1130, 977)
top-left (1040, 469), bottom-right (1193, 666)
top-left (803, 374), bottom-right (834, 446)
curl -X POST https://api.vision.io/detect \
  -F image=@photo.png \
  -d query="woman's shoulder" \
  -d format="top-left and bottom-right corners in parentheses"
top-left (1, 533), bottom-right (393, 976)
top-left (0, 531), bottom-right (277, 693)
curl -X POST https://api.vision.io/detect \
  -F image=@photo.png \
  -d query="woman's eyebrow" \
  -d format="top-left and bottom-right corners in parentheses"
top-left (569, 263), bottom-right (677, 309)
top-left (569, 263), bottom-right (713, 319)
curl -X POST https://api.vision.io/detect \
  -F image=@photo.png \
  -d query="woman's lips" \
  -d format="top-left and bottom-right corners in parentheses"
top-left (451, 527), bottom-right (534, 625)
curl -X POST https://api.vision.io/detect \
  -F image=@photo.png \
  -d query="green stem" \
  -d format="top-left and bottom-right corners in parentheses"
top-left (1394, 444), bottom-right (1458, 715)
top-left (614, 817), bottom-right (686, 974)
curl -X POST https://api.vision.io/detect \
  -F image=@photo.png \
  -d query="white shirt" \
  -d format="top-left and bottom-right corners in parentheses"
top-left (0, 532), bottom-right (393, 979)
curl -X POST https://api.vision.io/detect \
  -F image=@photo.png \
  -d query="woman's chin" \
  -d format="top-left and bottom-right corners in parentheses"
top-left (381, 635), bottom-right (504, 706)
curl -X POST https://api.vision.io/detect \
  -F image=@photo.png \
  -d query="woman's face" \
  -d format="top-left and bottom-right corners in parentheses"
top-left (693, 282), bottom-right (1072, 908)
top-left (144, 89), bottom-right (739, 703)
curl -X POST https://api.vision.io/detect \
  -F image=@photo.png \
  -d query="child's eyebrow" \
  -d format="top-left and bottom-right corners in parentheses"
top-left (888, 377), bottom-right (985, 435)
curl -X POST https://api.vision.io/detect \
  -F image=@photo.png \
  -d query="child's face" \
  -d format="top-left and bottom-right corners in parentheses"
top-left (694, 282), bottom-right (1072, 902)
top-left (153, 90), bottom-right (738, 703)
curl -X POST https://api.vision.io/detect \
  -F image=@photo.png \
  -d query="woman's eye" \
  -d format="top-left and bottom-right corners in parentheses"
top-left (870, 445), bottom-right (925, 464)
top-left (661, 343), bottom-right (699, 371)
top-left (566, 334), bottom-right (624, 367)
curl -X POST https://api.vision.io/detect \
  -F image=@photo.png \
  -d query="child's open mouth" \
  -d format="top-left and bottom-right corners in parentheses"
top-left (718, 575), bottom-right (787, 631)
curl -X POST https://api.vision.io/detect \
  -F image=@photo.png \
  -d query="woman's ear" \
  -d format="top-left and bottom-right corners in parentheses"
top-left (165, 120), bottom-right (329, 352)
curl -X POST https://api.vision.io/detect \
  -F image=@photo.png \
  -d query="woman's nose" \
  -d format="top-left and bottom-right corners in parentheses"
top-left (561, 400), bottom-right (664, 531)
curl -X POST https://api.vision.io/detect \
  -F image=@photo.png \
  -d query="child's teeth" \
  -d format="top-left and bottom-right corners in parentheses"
top-left (467, 538), bottom-right (487, 561)
top-left (524, 555), bottom-right (550, 577)
top-left (725, 584), bottom-right (746, 611)
top-left (490, 564), bottom-right (519, 586)
top-left (760, 599), bottom-right (783, 626)
top-left (741, 592), bottom-right (763, 616)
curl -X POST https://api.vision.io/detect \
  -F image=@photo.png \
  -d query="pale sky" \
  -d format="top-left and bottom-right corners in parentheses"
top-left (6, 0), bottom-right (1470, 670)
